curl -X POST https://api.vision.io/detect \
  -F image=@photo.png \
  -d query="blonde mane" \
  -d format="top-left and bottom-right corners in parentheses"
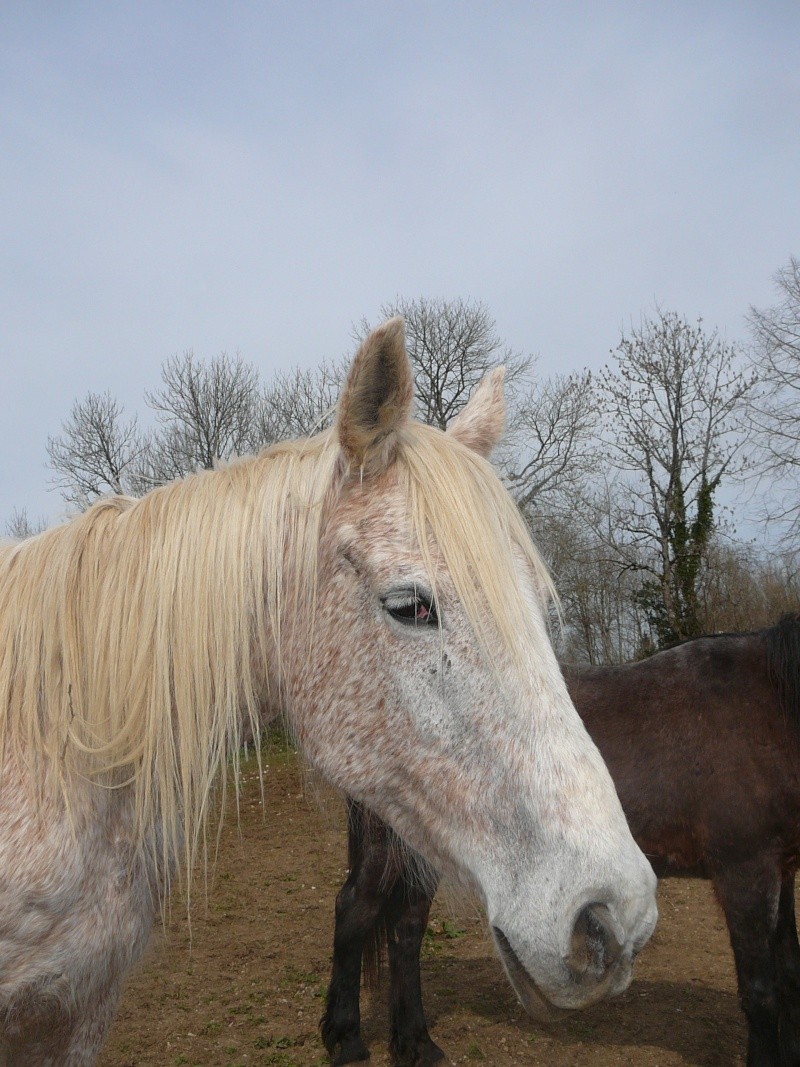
top-left (395, 423), bottom-right (558, 663)
top-left (0, 422), bottom-right (554, 890)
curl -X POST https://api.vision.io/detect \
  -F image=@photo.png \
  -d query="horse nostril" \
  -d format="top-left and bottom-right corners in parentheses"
top-left (568, 903), bottom-right (623, 982)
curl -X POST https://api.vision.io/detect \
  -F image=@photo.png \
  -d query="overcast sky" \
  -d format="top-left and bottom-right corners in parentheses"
top-left (1, 2), bottom-right (798, 528)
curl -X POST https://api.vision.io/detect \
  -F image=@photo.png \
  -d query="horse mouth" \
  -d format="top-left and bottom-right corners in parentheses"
top-left (492, 905), bottom-right (634, 1020)
top-left (490, 926), bottom-right (569, 1022)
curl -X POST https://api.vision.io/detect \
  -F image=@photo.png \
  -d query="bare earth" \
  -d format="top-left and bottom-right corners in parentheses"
top-left (100, 745), bottom-right (746, 1067)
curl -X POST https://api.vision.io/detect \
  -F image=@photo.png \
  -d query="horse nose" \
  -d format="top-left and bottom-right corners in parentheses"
top-left (567, 903), bottom-right (623, 983)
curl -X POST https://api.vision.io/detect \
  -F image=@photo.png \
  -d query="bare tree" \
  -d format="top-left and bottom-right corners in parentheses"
top-left (138, 352), bottom-right (344, 492)
top-left (508, 369), bottom-right (599, 513)
top-left (47, 392), bottom-right (144, 508)
top-left (747, 257), bottom-right (800, 534)
top-left (4, 508), bottom-right (48, 540)
top-left (48, 353), bottom-right (265, 503)
top-left (599, 308), bottom-right (754, 646)
top-left (255, 360), bottom-right (343, 443)
top-left (141, 350), bottom-right (259, 482)
top-left (531, 474), bottom-right (649, 664)
top-left (355, 297), bottom-right (531, 430)
top-left (47, 346), bottom-right (347, 506)
top-left (698, 537), bottom-right (800, 634)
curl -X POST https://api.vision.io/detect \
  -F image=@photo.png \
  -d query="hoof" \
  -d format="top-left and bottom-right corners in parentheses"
top-left (331, 1036), bottom-right (371, 1065)
top-left (417, 1043), bottom-right (445, 1067)
top-left (391, 1037), bottom-right (446, 1067)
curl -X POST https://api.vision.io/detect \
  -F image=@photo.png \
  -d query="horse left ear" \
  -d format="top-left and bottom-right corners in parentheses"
top-left (337, 317), bottom-right (414, 474)
top-left (447, 366), bottom-right (506, 458)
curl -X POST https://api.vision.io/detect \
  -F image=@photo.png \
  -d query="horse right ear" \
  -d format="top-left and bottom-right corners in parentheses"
top-left (337, 317), bottom-right (414, 475)
top-left (447, 366), bottom-right (505, 458)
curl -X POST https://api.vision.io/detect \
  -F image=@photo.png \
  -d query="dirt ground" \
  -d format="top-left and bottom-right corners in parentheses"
top-left (100, 743), bottom-right (747, 1067)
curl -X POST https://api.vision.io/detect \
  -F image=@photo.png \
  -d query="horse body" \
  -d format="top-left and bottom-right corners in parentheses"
top-left (323, 621), bottom-right (800, 1067)
top-left (569, 635), bottom-right (800, 880)
top-left (0, 320), bottom-right (656, 1064)
top-left (570, 630), bottom-right (800, 1067)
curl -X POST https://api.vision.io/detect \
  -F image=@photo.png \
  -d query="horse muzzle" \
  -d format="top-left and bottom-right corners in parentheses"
top-left (491, 901), bottom-right (643, 1020)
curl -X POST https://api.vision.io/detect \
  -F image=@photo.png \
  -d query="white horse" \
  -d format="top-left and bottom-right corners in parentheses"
top-left (0, 319), bottom-right (657, 1064)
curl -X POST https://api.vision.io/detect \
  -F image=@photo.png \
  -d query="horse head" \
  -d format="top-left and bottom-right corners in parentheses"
top-left (283, 318), bottom-right (657, 1015)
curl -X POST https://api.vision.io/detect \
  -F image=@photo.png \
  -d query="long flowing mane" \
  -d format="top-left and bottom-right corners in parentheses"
top-left (0, 422), bottom-right (553, 890)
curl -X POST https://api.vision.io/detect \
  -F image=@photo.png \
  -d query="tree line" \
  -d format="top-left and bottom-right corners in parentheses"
top-left (14, 266), bottom-right (800, 664)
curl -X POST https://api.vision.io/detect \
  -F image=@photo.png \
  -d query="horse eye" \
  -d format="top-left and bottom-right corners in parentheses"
top-left (384, 594), bottom-right (439, 627)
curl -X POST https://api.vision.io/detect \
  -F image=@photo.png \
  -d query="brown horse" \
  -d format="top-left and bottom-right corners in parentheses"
top-left (322, 616), bottom-right (800, 1067)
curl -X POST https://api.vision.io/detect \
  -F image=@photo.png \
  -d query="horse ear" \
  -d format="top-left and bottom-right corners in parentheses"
top-left (447, 367), bottom-right (506, 458)
top-left (337, 317), bottom-right (414, 474)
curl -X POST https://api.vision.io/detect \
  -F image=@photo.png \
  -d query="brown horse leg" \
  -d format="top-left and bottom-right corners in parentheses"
top-left (384, 875), bottom-right (441, 1067)
top-left (776, 872), bottom-right (800, 1065)
top-left (322, 802), bottom-right (400, 1065)
top-left (714, 859), bottom-right (782, 1067)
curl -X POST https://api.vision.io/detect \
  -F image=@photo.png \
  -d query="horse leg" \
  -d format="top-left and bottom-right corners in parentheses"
top-left (322, 870), bottom-right (378, 1065)
top-left (61, 985), bottom-right (124, 1067)
top-left (0, 983), bottom-right (123, 1067)
top-left (322, 802), bottom-right (399, 1066)
top-left (385, 876), bottom-right (441, 1067)
top-left (775, 871), bottom-right (800, 1065)
top-left (714, 860), bottom-right (782, 1067)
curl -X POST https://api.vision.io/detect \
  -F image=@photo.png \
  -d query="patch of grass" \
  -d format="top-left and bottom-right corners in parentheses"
top-left (227, 1001), bottom-right (253, 1016)
top-left (279, 964), bottom-right (322, 995)
top-left (568, 1019), bottom-right (597, 1039)
top-left (422, 917), bottom-right (465, 956)
top-left (254, 1035), bottom-right (302, 1050)
top-left (466, 1043), bottom-right (485, 1060)
top-left (260, 722), bottom-right (299, 760)
top-left (441, 918), bottom-right (464, 939)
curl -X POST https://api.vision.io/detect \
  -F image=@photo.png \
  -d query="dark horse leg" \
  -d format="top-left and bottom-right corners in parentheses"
top-left (322, 802), bottom-right (400, 1065)
top-left (384, 876), bottom-right (442, 1067)
top-left (715, 858), bottom-right (783, 1067)
top-left (322, 801), bottom-right (440, 1066)
top-left (776, 871), bottom-right (800, 1065)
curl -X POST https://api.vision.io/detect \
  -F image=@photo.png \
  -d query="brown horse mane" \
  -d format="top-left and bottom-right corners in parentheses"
top-left (765, 612), bottom-right (800, 732)
top-left (666, 613), bottom-right (800, 733)
top-left (641, 615), bottom-right (800, 733)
